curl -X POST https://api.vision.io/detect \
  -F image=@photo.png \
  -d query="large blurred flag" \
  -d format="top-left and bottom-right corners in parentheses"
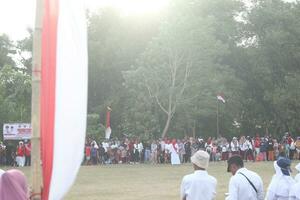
top-left (40, 0), bottom-right (87, 199)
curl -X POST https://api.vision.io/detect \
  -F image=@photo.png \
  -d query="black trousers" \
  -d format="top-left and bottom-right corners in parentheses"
top-left (25, 155), bottom-right (31, 166)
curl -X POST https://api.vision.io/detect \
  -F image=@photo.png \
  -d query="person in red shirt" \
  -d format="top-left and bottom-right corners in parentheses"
top-left (85, 144), bottom-right (91, 165)
top-left (24, 140), bottom-right (31, 166)
top-left (16, 141), bottom-right (25, 167)
top-left (254, 135), bottom-right (261, 161)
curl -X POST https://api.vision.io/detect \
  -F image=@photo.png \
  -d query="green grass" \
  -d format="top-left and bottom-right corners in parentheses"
top-left (5, 161), bottom-right (299, 200)
top-left (65, 161), bottom-right (298, 200)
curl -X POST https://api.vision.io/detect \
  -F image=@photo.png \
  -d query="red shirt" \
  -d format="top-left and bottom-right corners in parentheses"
top-left (287, 137), bottom-right (293, 145)
top-left (128, 142), bottom-right (134, 151)
top-left (17, 146), bottom-right (25, 157)
top-left (85, 146), bottom-right (91, 157)
top-left (254, 138), bottom-right (261, 148)
top-left (25, 143), bottom-right (31, 156)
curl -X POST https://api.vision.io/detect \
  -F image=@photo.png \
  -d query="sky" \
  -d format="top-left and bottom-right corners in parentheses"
top-left (0, 0), bottom-right (36, 40)
top-left (0, 0), bottom-right (170, 41)
top-left (0, 0), bottom-right (297, 41)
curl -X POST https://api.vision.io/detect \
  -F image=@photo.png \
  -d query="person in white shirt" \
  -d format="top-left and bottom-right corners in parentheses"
top-left (294, 163), bottom-right (300, 182)
top-left (151, 140), bottom-right (158, 164)
top-left (180, 150), bottom-right (217, 200)
top-left (289, 180), bottom-right (300, 200)
top-left (102, 140), bottom-right (109, 153)
top-left (266, 157), bottom-right (295, 200)
top-left (168, 139), bottom-right (180, 165)
top-left (230, 137), bottom-right (240, 156)
top-left (160, 139), bottom-right (166, 152)
top-left (226, 155), bottom-right (264, 200)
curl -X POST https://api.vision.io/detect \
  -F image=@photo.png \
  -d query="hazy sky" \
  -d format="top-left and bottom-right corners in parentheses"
top-left (0, 0), bottom-right (296, 41)
top-left (0, 0), bottom-right (36, 40)
top-left (0, 0), bottom-right (170, 41)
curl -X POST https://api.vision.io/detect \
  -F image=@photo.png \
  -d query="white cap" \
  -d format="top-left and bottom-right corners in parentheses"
top-left (191, 150), bottom-right (210, 169)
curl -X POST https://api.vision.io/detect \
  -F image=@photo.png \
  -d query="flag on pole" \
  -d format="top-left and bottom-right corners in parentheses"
top-left (217, 94), bottom-right (226, 103)
top-left (40, 0), bottom-right (87, 199)
top-left (105, 107), bottom-right (112, 139)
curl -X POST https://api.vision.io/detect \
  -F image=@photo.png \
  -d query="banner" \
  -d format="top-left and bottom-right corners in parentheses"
top-left (3, 123), bottom-right (32, 140)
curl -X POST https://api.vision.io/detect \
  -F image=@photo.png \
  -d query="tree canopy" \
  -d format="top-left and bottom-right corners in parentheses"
top-left (1, 0), bottom-right (300, 140)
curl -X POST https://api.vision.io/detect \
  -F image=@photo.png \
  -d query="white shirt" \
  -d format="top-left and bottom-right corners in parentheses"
top-left (289, 181), bottom-right (300, 200)
top-left (266, 161), bottom-right (295, 200)
top-left (151, 143), bottom-right (157, 152)
top-left (160, 141), bottom-right (166, 151)
top-left (137, 143), bottom-right (143, 153)
top-left (180, 170), bottom-right (217, 200)
top-left (102, 142), bottom-right (109, 152)
top-left (243, 140), bottom-right (253, 150)
top-left (226, 168), bottom-right (264, 200)
top-left (295, 163), bottom-right (300, 182)
top-left (231, 141), bottom-right (239, 152)
top-left (295, 174), bottom-right (300, 182)
top-left (222, 144), bottom-right (229, 152)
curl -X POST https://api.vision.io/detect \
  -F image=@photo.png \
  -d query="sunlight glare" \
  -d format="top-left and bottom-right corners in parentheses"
top-left (87, 0), bottom-right (170, 15)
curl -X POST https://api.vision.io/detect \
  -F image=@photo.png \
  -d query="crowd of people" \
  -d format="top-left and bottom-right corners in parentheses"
top-left (84, 132), bottom-right (300, 165)
top-left (0, 133), bottom-right (299, 199)
top-left (0, 132), bottom-right (298, 168)
top-left (0, 140), bottom-right (31, 167)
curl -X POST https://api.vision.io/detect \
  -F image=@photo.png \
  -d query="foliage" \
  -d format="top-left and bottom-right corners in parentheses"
top-left (1, 0), bottom-right (300, 139)
top-left (86, 114), bottom-right (106, 140)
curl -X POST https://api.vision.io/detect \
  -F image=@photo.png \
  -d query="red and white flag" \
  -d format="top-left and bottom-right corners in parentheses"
top-left (105, 107), bottom-right (112, 139)
top-left (217, 94), bottom-right (226, 103)
top-left (40, 0), bottom-right (87, 199)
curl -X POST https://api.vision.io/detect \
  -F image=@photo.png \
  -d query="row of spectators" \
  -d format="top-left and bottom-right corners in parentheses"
top-left (0, 133), bottom-right (298, 167)
top-left (84, 133), bottom-right (300, 165)
top-left (0, 141), bottom-right (31, 167)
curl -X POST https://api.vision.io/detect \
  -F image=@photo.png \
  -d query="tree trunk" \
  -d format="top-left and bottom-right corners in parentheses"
top-left (161, 114), bottom-right (172, 138)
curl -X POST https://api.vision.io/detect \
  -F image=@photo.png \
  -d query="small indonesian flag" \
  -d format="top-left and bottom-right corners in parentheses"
top-left (40, 0), bottom-right (87, 199)
top-left (105, 107), bottom-right (112, 139)
top-left (217, 94), bottom-right (226, 103)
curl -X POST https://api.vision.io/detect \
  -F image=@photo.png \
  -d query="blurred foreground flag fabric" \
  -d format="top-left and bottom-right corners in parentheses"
top-left (40, 0), bottom-right (87, 199)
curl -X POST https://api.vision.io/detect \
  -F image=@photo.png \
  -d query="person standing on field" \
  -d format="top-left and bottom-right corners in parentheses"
top-left (24, 140), bottom-right (31, 166)
top-left (226, 155), bottom-right (264, 200)
top-left (265, 157), bottom-right (295, 200)
top-left (289, 167), bottom-right (300, 200)
top-left (180, 150), bottom-right (217, 200)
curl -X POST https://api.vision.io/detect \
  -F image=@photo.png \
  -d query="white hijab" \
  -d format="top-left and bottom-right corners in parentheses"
top-left (266, 161), bottom-right (295, 198)
top-left (91, 140), bottom-right (99, 149)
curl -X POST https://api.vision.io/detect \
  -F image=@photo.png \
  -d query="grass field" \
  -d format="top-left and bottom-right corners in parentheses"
top-left (7, 161), bottom-right (299, 200)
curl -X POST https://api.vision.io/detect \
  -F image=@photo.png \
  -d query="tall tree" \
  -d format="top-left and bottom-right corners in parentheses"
top-left (125, 0), bottom-right (242, 138)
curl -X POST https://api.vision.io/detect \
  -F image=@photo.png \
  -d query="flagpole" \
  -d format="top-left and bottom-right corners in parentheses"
top-left (31, 0), bottom-right (43, 199)
top-left (217, 98), bottom-right (219, 138)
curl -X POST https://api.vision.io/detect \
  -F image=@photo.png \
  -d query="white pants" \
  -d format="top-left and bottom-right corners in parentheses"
top-left (16, 156), bottom-right (25, 167)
